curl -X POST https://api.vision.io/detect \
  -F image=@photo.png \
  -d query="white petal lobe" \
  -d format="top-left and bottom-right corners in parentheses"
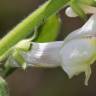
top-left (60, 38), bottom-right (96, 85)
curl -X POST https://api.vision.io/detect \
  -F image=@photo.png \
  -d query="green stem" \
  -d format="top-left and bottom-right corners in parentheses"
top-left (0, 0), bottom-right (69, 57)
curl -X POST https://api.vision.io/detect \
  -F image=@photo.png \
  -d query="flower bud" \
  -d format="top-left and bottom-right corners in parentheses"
top-left (65, 5), bottom-right (96, 17)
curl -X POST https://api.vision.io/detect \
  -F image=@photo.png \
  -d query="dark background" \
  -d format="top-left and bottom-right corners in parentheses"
top-left (0, 0), bottom-right (96, 96)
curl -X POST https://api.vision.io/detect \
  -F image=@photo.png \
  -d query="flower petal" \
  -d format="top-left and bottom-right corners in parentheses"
top-left (63, 14), bottom-right (96, 45)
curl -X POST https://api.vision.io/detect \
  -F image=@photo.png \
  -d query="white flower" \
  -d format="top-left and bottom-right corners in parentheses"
top-left (60, 14), bottom-right (96, 85)
top-left (8, 14), bottom-right (96, 86)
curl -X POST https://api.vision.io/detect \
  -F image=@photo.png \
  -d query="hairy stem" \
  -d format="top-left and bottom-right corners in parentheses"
top-left (0, 0), bottom-right (69, 58)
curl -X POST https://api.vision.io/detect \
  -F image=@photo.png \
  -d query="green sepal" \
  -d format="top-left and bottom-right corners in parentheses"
top-left (12, 49), bottom-right (27, 70)
top-left (70, 0), bottom-right (87, 21)
top-left (3, 57), bottom-right (17, 77)
top-left (0, 77), bottom-right (9, 96)
top-left (15, 39), bottom-right (32, 52)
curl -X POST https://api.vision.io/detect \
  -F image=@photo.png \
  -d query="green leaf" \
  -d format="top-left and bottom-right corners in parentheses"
top-left (0, 77), bottom-right (9, 96)
top-left (34, 15), bottom-right (61, 42)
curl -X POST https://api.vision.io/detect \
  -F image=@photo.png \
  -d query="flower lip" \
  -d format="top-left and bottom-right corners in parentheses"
top-left (60, 37), bottom-right (96, 85)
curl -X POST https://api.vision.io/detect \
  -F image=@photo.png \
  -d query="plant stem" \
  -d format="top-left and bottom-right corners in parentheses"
top-left (0, 0), bottom-right (69, 58)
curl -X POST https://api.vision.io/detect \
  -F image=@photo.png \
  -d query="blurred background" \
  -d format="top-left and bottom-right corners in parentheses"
top-left (0, 0), bottom-right (96, 96)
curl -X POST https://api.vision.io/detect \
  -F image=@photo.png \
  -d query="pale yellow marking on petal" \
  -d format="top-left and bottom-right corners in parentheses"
top-left (87, 38), bottom-right (96, 46)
